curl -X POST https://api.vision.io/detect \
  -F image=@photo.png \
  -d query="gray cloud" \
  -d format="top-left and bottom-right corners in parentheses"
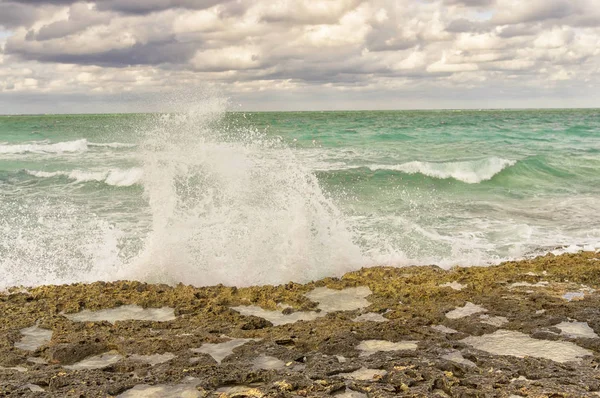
top-left (7, 0), bottom-right (234, 15)
top-left (7, 0), bottom-right (75, 4)
top-left (30, 3), bottom-right (110, 41)
top-left (8, 39), bottom-right (197, 66)
top-left (443, 0), bottom-right (495, 6)
top-left (0, 2), bottom-right (45, 29)
top-left (95, 0), bottom-right (230, 15)
top-left (445, 18), bottom-right (487, 33)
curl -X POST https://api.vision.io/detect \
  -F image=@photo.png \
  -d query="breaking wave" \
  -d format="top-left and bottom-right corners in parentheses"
top-left (0, 139), bottom-right (134, 155)
top-left (0, 139), bottom-right (89, 154)
top-left (26, 168), bottom-right (143, 187)
top-left (367, 157), bottom-right (516, 184)
top-left (88, 142), bottom-right (136, 148)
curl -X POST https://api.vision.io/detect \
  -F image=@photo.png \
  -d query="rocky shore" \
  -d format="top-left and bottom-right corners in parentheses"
top-left (1, 252), bottom-right (600, 397)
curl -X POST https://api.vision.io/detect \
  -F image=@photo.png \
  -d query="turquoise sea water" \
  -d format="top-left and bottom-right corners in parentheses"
top-left (1, 108), bottom-right (599, 288)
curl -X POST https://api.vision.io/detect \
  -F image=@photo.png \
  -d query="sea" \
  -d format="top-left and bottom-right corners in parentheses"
top-left (1, 103), bottom-right (599, 289)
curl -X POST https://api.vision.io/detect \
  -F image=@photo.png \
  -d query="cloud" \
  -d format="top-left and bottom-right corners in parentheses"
top-left (29, 3), bottom-right (110, 41)
top-left (0, 0), bottom-right (599, 111)
top-left (95, 0), bottom-right (230, 15)
top-left (0, 2), bottom-right (48, 29)
top-left (443, 0), bottom-right (496, 6)
top-left (427, 53), bottom-right (479, 73)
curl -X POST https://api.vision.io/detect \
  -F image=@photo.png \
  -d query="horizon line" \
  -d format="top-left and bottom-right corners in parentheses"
top-left (1, 106), bottom-right (599, 116)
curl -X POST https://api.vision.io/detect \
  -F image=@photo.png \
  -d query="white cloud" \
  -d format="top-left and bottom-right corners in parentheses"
top-left (427, 53), bottom-right (479, 73)
top-left (0, 0), bottom-right (598, 111)
top-left (191, 46), bottom-right (262, 71)
top-left (533, 27), bottom-right (574, 48)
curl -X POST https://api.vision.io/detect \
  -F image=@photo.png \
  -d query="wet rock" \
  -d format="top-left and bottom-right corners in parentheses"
top-left (0, 252), bottom-right (599, 396)
top-left (241, 315), bottom-right (273, 330)
top-left (317, 332), bottom-right (360, 356)
top-left (45, 341), bottom-right (108, 365)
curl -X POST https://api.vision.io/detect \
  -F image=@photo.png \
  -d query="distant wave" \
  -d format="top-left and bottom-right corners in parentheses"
top-left (0, 139), bottom-right (135, 154)
top-left (88, 142), bottom-right (136, 148)
top-left (366, 157), bottom-right (516, 184)
top-left (0, 139), bottom-right (88, 154)
top-left (26, 168), bottom-right (143, 187)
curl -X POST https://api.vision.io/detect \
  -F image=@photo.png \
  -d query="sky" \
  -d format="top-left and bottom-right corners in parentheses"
top-left (0, 0), bottom-right (599, 113)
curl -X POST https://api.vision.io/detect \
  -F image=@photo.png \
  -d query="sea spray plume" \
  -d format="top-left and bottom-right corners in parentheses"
top-left (130, 95), bottom-right (364, 286)
top-left (0, 198), bottom-right (123, 290)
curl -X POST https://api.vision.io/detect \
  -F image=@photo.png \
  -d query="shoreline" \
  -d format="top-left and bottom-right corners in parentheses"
top-left (1, 251), bottom-right (600, 397)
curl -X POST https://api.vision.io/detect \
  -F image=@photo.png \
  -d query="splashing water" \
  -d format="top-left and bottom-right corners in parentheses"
top-left (128, 98), bottom-right (363, 286)
top-left (2, 105), bottom-right (600, 290)
top-left (0, 198), bottom-right (123, 288)
top-left (0, 96), bottom-right (363, 289)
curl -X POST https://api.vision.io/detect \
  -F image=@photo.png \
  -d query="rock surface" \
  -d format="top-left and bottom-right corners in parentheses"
top-left (1, 252), bottom-right (600, 397)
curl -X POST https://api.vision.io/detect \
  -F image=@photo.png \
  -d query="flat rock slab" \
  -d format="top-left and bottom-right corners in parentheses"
top-left (461, 329), bottom-right (593, 363)
top-left (63, 304), bottom-right (176, 323)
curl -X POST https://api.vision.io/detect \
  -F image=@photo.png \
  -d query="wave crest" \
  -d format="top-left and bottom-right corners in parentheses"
top-left (26, 168), bottom-right (143, 187)
top-left (0, 139), bottom-right (88, 154)
top-left (88, 142), bottom-right (136, 148)
top-left (368, 157), bottom-right (516, 184)
top-left (0, 140), bottom-right (135, 154)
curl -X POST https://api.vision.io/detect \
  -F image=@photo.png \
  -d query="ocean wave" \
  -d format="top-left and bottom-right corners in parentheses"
top-left (0, 139), bottom-right (88, 154)
top-left (88, 142), bottom-right (137, 148)
top-left (367, 157), bottom-right (516, 184)
top-left (26, 168), bottom-right (143, 187)
top-left (0, 139), bottom-right (136, 154)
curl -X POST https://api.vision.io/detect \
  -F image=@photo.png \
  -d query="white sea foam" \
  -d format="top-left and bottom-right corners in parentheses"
top-left (26, 168), bottom-right (143, 187)
top-left (0, 139), bottom-right (89, 154)
top-left (367, 157), bottom-right (516, 184)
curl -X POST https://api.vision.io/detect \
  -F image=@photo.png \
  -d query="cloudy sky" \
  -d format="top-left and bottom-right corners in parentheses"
top-left (0, 0), bottom-right (598, 113)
